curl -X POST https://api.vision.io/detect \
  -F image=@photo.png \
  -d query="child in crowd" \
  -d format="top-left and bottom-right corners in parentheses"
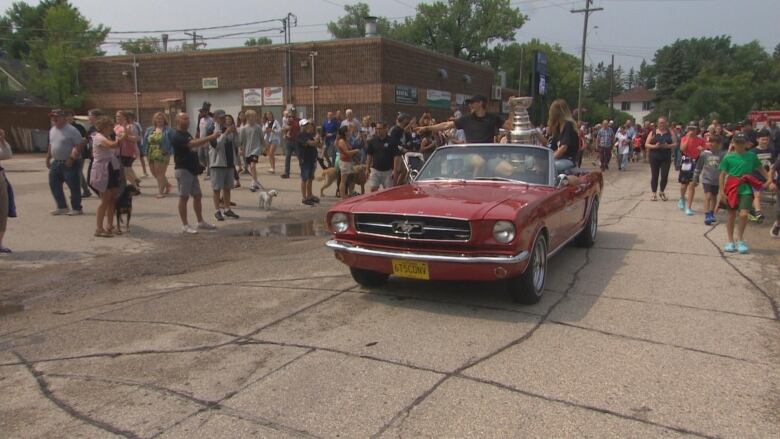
top-left (718, 133), bottom-right (775, 253)
top-left (693, 135), bottom-right (726, 225)
top-left (615, 126), bottom-right (630, 171)
top-left (746, 129), bottom-right (775, 223)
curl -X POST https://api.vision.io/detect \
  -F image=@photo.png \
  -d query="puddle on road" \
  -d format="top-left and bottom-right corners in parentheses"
top-left (246, 220), bottom-right (331, 238)
top-left (0, 303), bottom-right (25, 316)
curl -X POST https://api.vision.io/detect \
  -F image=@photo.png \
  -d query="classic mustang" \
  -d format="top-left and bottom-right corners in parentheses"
top-left (325, 143), bottom-right (602, 303)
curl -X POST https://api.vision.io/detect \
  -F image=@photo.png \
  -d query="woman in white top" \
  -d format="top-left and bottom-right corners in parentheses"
top-left (90, 116), bottom-right (124, 237)
top-left (0, 129), bottom-right (13, 252)
top-left (263, 111), bottom-right (281, 174)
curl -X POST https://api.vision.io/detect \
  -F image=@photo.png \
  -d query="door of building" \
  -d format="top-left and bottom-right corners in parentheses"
top-left (185, 89), bottom-right (242, 135)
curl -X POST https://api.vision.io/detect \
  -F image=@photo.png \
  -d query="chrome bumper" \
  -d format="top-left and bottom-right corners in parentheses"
top-left (326, 240), bottom-right (529, 264)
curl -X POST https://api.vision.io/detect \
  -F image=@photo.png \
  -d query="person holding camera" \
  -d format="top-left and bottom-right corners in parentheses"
top-left (645, 116), bottom-right (678, 201)
top-left (171, 112), bottom-right (220, 234)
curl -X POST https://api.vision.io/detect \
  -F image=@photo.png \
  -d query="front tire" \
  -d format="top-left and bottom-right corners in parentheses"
top-left (507, 234), bottom-right (548, 304)
top-left (575, 198), bottom-right (598, 248)
top-left (350, 267), bottom-right (389, 287)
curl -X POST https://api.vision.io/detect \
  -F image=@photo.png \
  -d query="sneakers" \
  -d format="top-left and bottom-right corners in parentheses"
top-left (736, 240), bottom-right (749, 254)
top-left (301, 198), bottom-right (315, 206)
top-left (677, 198), bottom-right (686, 210)
top-left (82, 192), bottom-right (92, 198)
top-left (50, 208), bottom-right (69, 216)
top-left (723, 242), bottom-right (736, 253)
top-left (0, 246), bottom-right (12, 254)
top-left (770, 223), bottom-right (780, 238)
top-left (68, 209), bottom-right (84, 216)
top-left (182, 224), bottom-right (198, 234)
top-left (214, 210), bottom-right (225, 221)
top-left (198, 221), bottom-right (217, 230)
top-left (224, 209), bottom-right (239, 219)
top-left (280, 174), bottom-right (290, 179)
top-left (704, 212), bottom-right (713, 225)
top-left (685, 207), bottom-right (694, 216)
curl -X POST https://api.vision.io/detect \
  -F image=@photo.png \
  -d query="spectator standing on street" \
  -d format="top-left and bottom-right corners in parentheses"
top-left (115, 110), bottom-right (140, 188)
top-left (236, 110), bottom-right (248, 174)
top-left (337, 125), bottom-right (359, 199)
top-left (678, 122), bottom-right (708, 216)
top-left (615, 126), bottom-right (630, 171)
top-left (322, 111), bottom-right (340, 167)
top-left (596, 120), bottom-right (614, 171)
top-left (239, 110), bottom-right (264, 192)
top-left (746, 129), bottom-right (775, 224)
top-left (693, 135), bottom-right (726, 225)
top-left (281, 108), bottom-right (300, 179)
top-left (646, 117), bottom-right (677, 202)
top-left (89, 116), bottom-right (123, 237)
top-left (297, 119), bottom-right (321, 205)
top-left (340, 109), bottom-right (361, 131)
top-left (66, 110), bottom-right (91, 198)
top-left (171, 112), bottom-right (219, 234)
top-left (208, 110), bottom-right (240, 221)
top-left (0, 129), bottom-right (13, 253)
top-left (47, 109), bottom-right (86, 215)
top-left (84, 109), bottom-right (103, 193)
top-left (143, 112), bottom-right (174, 198)
top-left (367, 122), bottom-right (399, 192)
top-left (196, 102), bottom-right (214, 178)
top-left (770, 154), bottom-right (780, 238)
top-left (128, 112), bottom-right (149, 179)
top-left (263, 111), bottom-right (281, 174)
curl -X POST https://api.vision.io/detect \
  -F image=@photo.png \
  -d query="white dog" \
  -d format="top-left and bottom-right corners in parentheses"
top-left (258, 189), bottom-right (279, 210)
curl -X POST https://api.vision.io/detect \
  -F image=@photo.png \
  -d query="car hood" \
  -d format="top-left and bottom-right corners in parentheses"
top-left (342, 181), bottom-right (545, 219)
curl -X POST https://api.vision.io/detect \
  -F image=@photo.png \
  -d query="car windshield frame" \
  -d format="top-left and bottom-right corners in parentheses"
top-left (414, 143), bottom-right (556, 187)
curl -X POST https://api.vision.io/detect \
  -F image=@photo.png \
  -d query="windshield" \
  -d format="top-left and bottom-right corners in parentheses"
top-left (416, 145), bottom-right (552, 185)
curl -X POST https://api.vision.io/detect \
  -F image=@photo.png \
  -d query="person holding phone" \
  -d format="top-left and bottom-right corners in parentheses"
top-left (645, 116), bottom-right (677, 201)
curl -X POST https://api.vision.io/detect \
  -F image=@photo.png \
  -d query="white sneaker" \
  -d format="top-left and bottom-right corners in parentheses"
top-left (198, 221), bottom-right (217, 230)
top-left (181, 224), bottom-right (198, 234)
top-left (50, 208), bottom-right (69, 215)
top-left (68, 209), bottom-right (84, 216)
top-left (268, 168), bottom-right (275, 174)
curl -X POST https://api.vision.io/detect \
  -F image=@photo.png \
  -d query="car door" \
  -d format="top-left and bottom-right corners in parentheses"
top-left (560, 180), bottom-right (589, 238)
top-left (544, 189), bottom-right (569, 250)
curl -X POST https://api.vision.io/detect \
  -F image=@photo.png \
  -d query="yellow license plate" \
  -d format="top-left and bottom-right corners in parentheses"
top-left (392, 260), bottom-right (430, 280)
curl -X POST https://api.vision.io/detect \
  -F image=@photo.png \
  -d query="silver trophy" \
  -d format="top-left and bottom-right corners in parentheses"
top-left (508, 96), bottom-right (539, 145)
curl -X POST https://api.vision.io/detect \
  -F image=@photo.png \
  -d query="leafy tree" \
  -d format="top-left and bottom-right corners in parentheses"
top-left (625, 67), bottom-right (635, 89)
top-left (120, 37), bottom-right (161, 54)
top-left (636, 59), bottom-right (655, 89)
top-left (774, 43), bottom-right (780, 61)
top-left (391, 0), bottom-right (525, 63)
top-left (245, 37), bottom-right (273, 46)
top-left (327, 2), bottom-right (393, 39)
top-left (25, 3), bottom-right (108, 107)
top-left (0, 0), bottom-right (63, 59)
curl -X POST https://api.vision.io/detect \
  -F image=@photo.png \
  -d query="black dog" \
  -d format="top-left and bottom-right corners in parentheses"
top-left (115, 185), bottom-right (141, 232)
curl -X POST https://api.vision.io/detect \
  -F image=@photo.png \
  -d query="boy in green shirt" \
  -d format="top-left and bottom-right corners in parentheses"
top-left (718, 134), bottom-right (775, 253)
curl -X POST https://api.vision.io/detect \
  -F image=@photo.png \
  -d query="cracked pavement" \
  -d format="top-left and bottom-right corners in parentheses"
top-left (1, 155), bottom-right (779, 438)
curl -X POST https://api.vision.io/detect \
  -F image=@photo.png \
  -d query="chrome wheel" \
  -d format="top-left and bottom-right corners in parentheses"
top-left (531, 238), bottom-right (547, 294)
top-left (589, 200), bottom-right (598, 241)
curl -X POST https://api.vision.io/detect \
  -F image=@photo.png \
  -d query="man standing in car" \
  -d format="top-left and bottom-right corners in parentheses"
top-left (420, 94), bottom-right (509, 144)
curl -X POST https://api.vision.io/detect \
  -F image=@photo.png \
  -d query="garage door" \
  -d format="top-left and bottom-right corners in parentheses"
top-left (185, 89), bottom-right (243, 135)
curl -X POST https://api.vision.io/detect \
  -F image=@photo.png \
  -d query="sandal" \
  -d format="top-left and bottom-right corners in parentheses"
top-left (106, 227), bottom-right (122, 236)
top-left (94, 229), bottom-right (113, 238)
top-left (650, 194), bottom-right (658, 201)
top-left (659, 193), bottom-right (668, 201)
top-left (156, 193), bottom-right (166, 199)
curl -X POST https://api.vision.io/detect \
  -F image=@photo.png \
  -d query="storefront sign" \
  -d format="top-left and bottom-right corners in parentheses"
top-left (395, 85), bottom-right (418, 105)
top-left (426, 89), bottom-right (451, 109)
top-left (202, 77), bottom-right (218, 89)
top-left (243, 88), bottom-right (263, 106)
top-left (263, 87), bottom-right (284, 105)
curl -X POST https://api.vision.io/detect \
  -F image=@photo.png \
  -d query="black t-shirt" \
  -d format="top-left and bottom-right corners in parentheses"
top-left (453, 113), bottom-right (505, 144)
top-left (367, 135), bottom-right (400, 172)
top-left (388, 125), bottom-right (405, 150)
top-left (296, 132), bottom-right (317, 163)
top-left (406, 132), bottom-right (423, 152)
top-left (171, 130), bottom-right (200, 175)
top-left (550, 121), bottom-right (578, 162)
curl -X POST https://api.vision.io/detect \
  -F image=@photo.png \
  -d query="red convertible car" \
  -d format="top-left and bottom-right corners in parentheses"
top-left (325, 144), bottom-right (602, 304)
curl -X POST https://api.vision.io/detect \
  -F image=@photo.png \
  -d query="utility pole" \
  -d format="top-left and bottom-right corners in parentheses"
top-left (184, 31), bottom-right (206, 51)
top-left (572, 0), bottom-right (603, 124)
top-left (609, 54), bottom-right (615, 121)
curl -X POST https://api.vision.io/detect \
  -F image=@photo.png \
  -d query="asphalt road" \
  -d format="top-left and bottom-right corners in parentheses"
top-left (1, 154), bottom-right (778, 438)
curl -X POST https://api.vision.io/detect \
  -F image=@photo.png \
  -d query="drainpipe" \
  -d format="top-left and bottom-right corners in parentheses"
top-left (132, 55), bottom-right (140, 120)
top-left (310, 51), bottom-right (317, 122)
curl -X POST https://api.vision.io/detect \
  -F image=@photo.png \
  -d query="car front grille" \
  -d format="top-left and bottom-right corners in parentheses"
top-left (354, 213), bottom-right (471, 242)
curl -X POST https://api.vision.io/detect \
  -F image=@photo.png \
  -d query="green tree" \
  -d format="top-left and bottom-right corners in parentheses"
top-left (327, 2), bottom-right (393, 39)
top-left (0, 0), bottom-right (63, 59)
top-left (391, 0), bottom-right (525, 63)
top-left (245, 37), bottom-right (273, 46)
top-left (120, 37), bottom-right (161, 54)
top-left (25, 3), bottom-right (108, 107)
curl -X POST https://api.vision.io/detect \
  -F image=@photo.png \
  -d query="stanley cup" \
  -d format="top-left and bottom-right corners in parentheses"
top-left (508, 96), bottom-right (539, 145)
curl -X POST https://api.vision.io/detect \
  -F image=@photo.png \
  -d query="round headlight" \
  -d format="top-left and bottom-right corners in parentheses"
top-left (493, 221), bottom-right (516, 243)
top-left (330, 213), bottom-right (349, 233)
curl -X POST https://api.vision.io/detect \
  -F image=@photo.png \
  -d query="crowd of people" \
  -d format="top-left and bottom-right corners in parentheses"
top-left (0, 95), bottom-right (777, 252)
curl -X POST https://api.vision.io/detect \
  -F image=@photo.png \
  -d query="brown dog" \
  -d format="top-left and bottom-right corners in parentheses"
top-left (318, 164), bottom-right (367, 196)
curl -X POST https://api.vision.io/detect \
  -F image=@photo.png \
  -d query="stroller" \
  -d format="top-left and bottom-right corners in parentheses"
top-left (399, 151), bottom-right (426, 184)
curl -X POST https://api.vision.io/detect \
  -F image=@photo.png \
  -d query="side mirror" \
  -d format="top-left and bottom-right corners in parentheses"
top-left (410, 169), bottom-right (420, 181)
top-left (556, 174), bottom-right (569, 188)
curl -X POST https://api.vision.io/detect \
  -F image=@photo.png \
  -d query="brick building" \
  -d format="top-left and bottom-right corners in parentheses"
top-left (79, 37), bottom-right (507, 128)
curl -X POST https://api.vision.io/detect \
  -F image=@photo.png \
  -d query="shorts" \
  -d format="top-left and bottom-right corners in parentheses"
top-left (300, 160), bottom-right (316, 181)
top-left (209, 167), bottom-right (234, 191)
top-left (702, 184), bottom-right (719, 195)
top-left (727, 194), bottom-right (753, 211)
top-left (175, 169), bottom-right (202, 198)
top-left (120, 156), bottom-right (135, 167)
top-left (368, 169), bottom-right (393, 189)
top-left (678, 158), bottom-right (695, 183)
top-left (339, 158), bottom-right (353, 175)
top-left (107, 162), bottom-right (121, 189)
top-left (246, 155), bottom-right (259, 164)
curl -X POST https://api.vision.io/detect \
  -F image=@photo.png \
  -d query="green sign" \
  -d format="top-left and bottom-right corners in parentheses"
top-left (426, 89), bottom-right (451, 109)
top-left (395, 85), bottom-right (418, 105)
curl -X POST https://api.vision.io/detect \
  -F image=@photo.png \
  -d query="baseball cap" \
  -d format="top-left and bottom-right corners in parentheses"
top-left (687, 121), bottom-right (699, 130)
top-left (49, 108), bottom-right (66, 117)
top-left (732, 133), bottom-right (749, 144)
top-left (299, 118), bottom-right (310, 127)
top-left (213, 109), bottom-right (226, 118)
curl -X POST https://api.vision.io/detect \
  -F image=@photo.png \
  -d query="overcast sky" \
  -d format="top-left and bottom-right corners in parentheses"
top-left (8, 0), bottom-right (779, 70)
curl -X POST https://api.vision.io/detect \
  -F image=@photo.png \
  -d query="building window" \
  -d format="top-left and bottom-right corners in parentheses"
top-left (642, 101), bottom-right (654, 111)
top-left (620, 101), bottom-right (630, 111)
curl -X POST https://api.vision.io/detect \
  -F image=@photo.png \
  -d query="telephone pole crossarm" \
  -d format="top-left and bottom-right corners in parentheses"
top-left (571, 1), bottom-right (604, 124)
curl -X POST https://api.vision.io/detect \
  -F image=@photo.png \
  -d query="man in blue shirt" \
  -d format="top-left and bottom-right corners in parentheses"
top-left (322, 111), bottom-right (340, 167)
